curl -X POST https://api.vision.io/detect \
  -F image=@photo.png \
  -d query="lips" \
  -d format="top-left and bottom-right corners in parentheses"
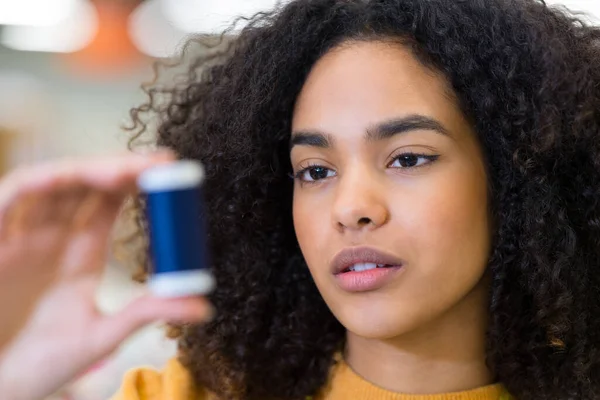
top-left (330, 247), bottom-right (405, 292)
top-left (330, 246), bottom-right (404, 275)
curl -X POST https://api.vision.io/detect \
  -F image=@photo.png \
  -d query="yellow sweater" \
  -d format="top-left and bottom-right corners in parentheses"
top-left (111, 358), bottom-right (510, 400)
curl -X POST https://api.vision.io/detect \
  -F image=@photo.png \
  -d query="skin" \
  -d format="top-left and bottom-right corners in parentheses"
top-left (291, 40), bottom-right (494, 394)
top-left (0, 152), bottom-right (212, 400)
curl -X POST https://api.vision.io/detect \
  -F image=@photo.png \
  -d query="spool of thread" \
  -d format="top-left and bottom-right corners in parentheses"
top-left (137, 160), bottom-right (215, 297)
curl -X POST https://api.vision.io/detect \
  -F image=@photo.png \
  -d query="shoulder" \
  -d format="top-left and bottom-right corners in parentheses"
top-left (110, 358), bottom-right (208, 400)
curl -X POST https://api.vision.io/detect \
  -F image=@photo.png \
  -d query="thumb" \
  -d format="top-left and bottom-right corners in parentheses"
top-left (91, 295), bottom-right (214, 356)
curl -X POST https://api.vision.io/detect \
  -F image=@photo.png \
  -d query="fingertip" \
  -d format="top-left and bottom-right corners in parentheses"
top-left (135, 147), bottom-right (177, 162)
top-left (154, 147), bottom-right (177, 158)
top-left (94, 295), bottom-right (216, 356)
top-left (192, 298), bottom-right (216, 322)
top-left (133, 295), bottom-right (214, 324)
top-left (128, 152), bottom-right (177, 177)
top-left (163, 296), bottom-right (215, 323)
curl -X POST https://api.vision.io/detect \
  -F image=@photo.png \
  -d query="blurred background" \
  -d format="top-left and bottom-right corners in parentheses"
top-left (0, 1), bottom-right (597, 399)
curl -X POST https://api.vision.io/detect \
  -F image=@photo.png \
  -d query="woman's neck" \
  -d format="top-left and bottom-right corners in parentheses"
top-left (344, 278), bottom-right (493, 395)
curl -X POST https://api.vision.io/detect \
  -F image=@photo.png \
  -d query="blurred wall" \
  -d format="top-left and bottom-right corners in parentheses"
top-left (0, 44), bottom-right (151, 163)
top-left (0, 25), bottom-right (177, 400)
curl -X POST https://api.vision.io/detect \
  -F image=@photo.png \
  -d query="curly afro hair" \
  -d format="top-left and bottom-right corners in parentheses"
top-left (123, 0), bottom-right (600, 399)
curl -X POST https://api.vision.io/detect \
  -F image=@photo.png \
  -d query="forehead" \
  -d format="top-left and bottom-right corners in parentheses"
top-left (292, 40), bottom-right (461, 132)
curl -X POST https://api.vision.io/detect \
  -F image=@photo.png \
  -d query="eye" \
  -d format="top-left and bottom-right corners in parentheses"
top-left (389, 153), bottom-right (439, 169)
top-left (295, 165), bottom-right (337, 182)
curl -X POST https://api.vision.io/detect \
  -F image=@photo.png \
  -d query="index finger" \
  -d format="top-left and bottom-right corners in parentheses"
top-left (0, 150), bottom-right (177, 217)
top-left (35, 150), bottom-right (177, 191)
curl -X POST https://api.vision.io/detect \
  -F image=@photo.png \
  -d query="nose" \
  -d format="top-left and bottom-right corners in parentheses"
top-left (332, 168), bottom-right (389, 232)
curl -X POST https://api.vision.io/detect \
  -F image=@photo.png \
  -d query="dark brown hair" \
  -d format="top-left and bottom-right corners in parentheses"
top-left (124, 1), bottom-right (600, 398)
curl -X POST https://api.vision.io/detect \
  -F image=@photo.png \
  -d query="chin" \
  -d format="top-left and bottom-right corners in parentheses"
top-left (334, 304), bottom-right (428, 340)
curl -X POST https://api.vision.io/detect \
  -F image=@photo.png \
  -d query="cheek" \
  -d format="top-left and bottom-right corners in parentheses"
top-left (399, 165), bottom-right (491, 285)
top-left (292, 190), bottom-right (331, 270)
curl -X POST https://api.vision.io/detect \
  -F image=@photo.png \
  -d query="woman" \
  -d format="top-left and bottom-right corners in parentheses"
top-left (1, 0), bottom-right (600, 399)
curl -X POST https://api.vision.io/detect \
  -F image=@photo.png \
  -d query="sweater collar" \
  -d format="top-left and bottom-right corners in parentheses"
top-left (316, 358), bottom-right (510, 400)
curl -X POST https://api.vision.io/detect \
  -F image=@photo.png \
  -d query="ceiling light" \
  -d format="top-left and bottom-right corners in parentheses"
top-left (0, 0), bottom-right (80, 26)
top-left (160, 0), bottom-right (281, 33)
top-left (129, 0), bottom-right (189, 58)
top-left (1, 0), bottom-right (97, 53)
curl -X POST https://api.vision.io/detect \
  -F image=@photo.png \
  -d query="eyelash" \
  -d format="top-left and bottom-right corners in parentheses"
top-left (292, 152), bottom-right (440, 184)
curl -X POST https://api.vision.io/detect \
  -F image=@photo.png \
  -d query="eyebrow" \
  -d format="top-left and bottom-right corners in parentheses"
top-left (290, 114), bottom-right (450, 150)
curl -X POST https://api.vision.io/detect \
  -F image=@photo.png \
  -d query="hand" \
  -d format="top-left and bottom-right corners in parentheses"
top-left (0, 152), bottom-right (213, 400)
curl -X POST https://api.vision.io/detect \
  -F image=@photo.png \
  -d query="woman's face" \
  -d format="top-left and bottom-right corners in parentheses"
top-left (290, 40), bottom-right (491, 339)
